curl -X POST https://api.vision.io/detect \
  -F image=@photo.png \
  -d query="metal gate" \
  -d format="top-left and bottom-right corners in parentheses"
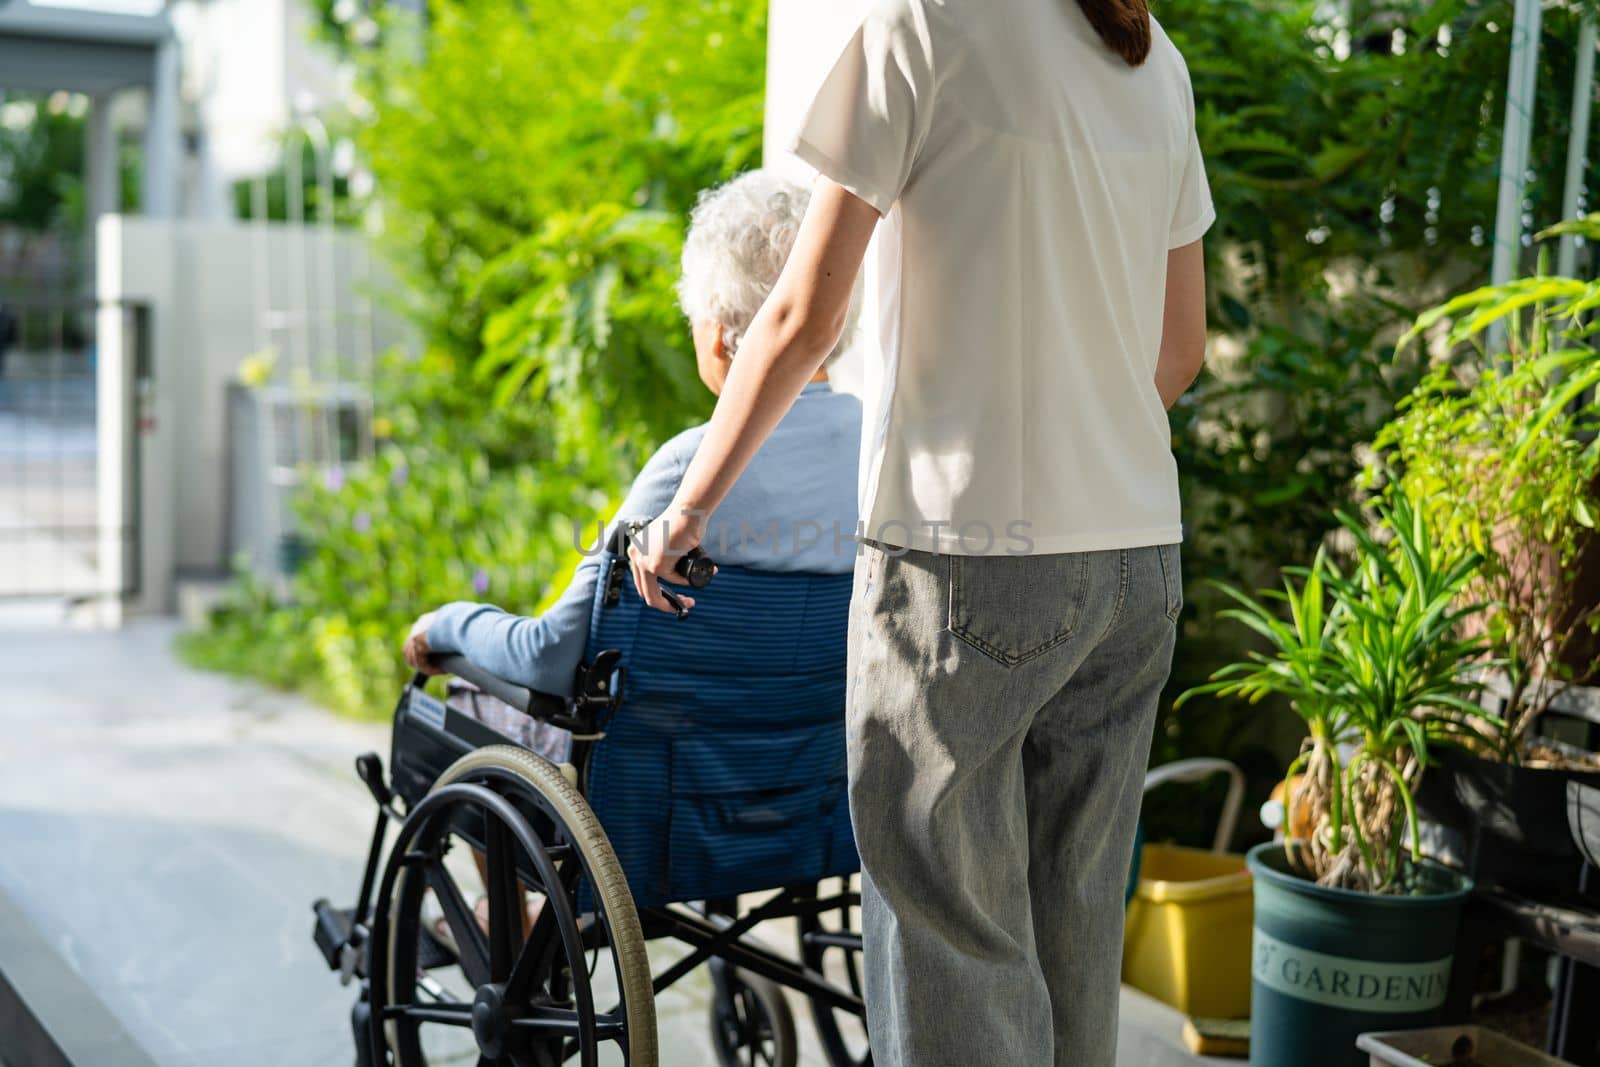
top-left (0, 297), bottom-right (145, 600)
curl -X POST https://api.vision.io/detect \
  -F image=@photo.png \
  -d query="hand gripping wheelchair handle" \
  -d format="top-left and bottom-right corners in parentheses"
top-left (617, 520), bottom-right (715, 591)
top-left (427, 653), bottom-right (566, 720)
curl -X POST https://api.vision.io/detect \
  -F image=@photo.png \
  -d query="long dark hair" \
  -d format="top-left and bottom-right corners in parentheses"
top-left (1076, 0), bottom-right (1152, 66)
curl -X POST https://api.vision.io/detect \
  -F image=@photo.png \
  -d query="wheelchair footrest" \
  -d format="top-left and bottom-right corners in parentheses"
top-left (416, 923), bottom-right (456, 972)
top-left (313, 898), bottom-right (456, 977)
top-left (312, 898), bottom-right (354, 971)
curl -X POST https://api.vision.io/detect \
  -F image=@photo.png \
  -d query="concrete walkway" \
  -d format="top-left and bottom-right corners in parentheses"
top-left (0, 607), bottom-right (401, 1065)
top-left (0, 608), bottom-right (1217, 1066)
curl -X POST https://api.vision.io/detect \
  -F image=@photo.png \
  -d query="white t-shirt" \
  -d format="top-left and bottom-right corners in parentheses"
top-left (791, 0), bottom-right (1214, 556)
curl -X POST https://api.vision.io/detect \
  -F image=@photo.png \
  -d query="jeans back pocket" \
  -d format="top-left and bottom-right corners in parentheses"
top-left (947, 553), bottom-right (1089, 667)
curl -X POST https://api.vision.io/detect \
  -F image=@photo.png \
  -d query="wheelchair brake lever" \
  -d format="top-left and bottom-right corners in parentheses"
top-left (658, 586), bottom-right (690, 621)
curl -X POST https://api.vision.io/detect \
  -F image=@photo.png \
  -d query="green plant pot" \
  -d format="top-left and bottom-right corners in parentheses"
top-left (1246, 843), bottom-right (1472, 1067)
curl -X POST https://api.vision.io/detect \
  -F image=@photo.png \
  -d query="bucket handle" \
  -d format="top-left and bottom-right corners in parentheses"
top-left (1143, 758), bottom-right (1245, 853)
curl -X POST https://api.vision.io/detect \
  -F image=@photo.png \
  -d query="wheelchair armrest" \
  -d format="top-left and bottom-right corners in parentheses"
top-left (428, 653), bottom-right (567, 721)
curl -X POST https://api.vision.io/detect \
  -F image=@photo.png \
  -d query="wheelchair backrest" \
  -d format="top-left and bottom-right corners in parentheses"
top-left (582, 553), bottom-right (858, 907)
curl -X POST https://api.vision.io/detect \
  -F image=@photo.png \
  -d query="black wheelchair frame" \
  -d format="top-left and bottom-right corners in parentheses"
top-left (313, 612), bottom-right (870, 1067)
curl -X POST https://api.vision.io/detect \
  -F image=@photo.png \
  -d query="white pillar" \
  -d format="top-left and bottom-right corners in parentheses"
top-left (141, 38), bottom-right (181, 217)
top-left (763, 0), bottom-right (866, 180)
top-left (86, 95), bottom-right (119, 223)
top-left (765, 0), bottom-right (871, 396)
top-left (85, 94), bottom-right (118, 289)
top-left (95, 216), bottom-right (128, 627)
top-left (1489, 0), bottom-right (1543, 290)
top-left (1558, 14), bottom-right (1596, 280)
top-left (190, 128), bottom-right (234, 221)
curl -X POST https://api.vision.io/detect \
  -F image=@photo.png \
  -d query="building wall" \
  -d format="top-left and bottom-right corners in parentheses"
top-left (172, 0), bottom-right (348, 219)
top-left (764, 1), bottom-right (877, 419)
top-left (763, 1), bottom-right (864, 184)
top-left (97, 214), bottom-right (406, 611)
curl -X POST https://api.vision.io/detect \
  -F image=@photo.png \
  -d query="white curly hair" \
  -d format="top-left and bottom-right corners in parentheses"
top-left (678, 169), bottom-right (856, 365)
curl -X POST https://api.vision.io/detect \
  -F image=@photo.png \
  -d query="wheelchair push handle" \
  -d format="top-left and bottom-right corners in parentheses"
top-left (656, 545), bottom-right (714, 618)
top-left (674, 545), bottom-right (715, 589)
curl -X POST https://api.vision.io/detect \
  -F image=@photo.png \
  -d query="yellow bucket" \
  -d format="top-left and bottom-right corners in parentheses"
top-left (1122, 842), bottom-right (1253, 1018)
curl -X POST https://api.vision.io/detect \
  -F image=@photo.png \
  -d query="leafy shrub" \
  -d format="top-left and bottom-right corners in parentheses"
top-left (1151, 0), bottom-right (1600, 839)
top-left (184, 0), bottom-right (767, 714)
top-left (358, 0), bottom-right (766, 399)
top-left (1369, 233), bottom-right (1600, 757)
top-left (190, 0), bottom-right (1600, 806)
top-left (187, 348), bottom-right (607, 715)
top-left (1181, 493), bottom-right (1491, 891)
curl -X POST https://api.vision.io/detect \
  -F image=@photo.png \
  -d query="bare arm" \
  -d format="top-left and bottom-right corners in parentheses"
top-left (627, 178), bottom-right (880, 613)
top-left (1155, 239), bottom-right (1208, 409)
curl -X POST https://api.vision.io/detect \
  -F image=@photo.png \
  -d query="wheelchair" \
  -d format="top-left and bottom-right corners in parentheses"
top-left (312, 533), bottom-right (870, 1067)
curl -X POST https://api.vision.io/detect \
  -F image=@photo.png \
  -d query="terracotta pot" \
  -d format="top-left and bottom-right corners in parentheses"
top-left (1462, 486), bottom-right (1600, 685)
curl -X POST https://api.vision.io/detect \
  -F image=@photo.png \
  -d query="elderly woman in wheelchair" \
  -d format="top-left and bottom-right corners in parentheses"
top-left (312, 170), bottom-right (872, 1067)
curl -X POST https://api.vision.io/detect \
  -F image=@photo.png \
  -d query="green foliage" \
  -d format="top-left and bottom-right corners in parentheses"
top-left (230, 137), bottom-right (360, 225)
top-left (184, 348), bottom-right (619, 715)
top-left (190, 0), bottom-right (1600, 793)
top-left (177, 568), bottom-right (320, 689)
top-left (471, 204), bottom-right (709, 466)
top-left (1161, 0), bottom-right (1600, 556)
top-left (1370, 245), bottom-right (1600, 754)
top-left (1163, 0), bottom-right (1600, 589)
top-left (0, 92), bottom-right (139, 234)
top-left (1170, 0), bottom-right (1599, 312)
top-left (361, 0), bottom-right (766, 385)
top-left (1181, 494), bottom-right (1491, 892)
top-left (1151, 0), bottom-right (1600, 831)
top-left (184, 0), bottom-right (766, 714)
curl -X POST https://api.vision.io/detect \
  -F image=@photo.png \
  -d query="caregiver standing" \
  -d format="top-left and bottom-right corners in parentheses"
top-left (630, 0), bottom-right (1213, 1063)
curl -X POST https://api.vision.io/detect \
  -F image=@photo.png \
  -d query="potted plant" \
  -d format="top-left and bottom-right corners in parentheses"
top-left (1369, 230), bottom-right (1600, 892)
top-left (1180, 493), bottom-right (1489, 1067)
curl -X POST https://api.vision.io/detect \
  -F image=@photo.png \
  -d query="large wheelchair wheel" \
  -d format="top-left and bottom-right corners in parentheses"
top-left (708, 958), bottom-right (797, 1067)
top-left (369, 746), bottom-right (657, 1066)
top-left (798, 879), bottom-right (871, 1067)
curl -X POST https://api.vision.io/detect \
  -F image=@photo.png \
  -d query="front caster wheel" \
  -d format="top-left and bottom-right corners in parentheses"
top-left (369, 746), bottom-right (657, 1066)
top-left (709, 958), bottom-right (797, 1067)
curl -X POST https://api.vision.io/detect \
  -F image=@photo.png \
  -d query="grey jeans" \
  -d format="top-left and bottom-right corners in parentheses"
top-left (846, 542), bottom-right (1181, 1067)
